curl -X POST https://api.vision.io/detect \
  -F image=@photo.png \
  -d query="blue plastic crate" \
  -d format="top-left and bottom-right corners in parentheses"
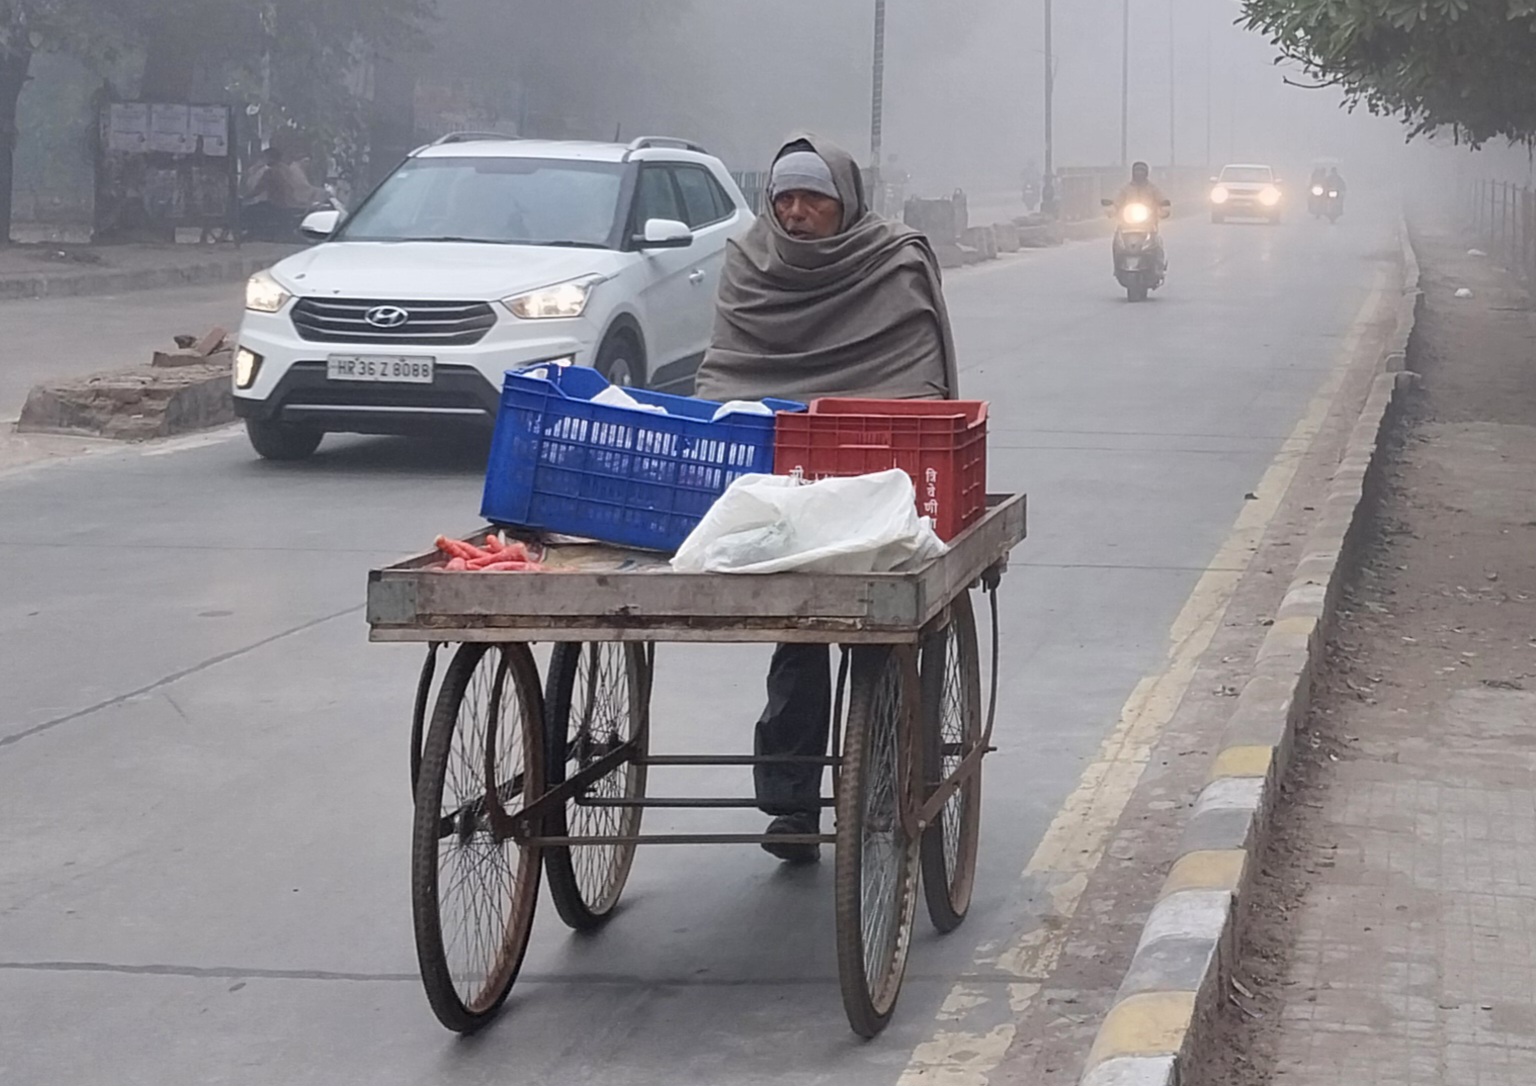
top-left (481, 365), bottom-right (805, 552)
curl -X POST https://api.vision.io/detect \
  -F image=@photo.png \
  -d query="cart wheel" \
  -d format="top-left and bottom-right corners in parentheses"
top-left (919, 591), bottom-right (983, 933)
top-left (543, 642), bottom-right (651, 931)
top-left (411, 642), bottom-right (544, 1033)
top-left (835, 644), bottom-right (921, 1038)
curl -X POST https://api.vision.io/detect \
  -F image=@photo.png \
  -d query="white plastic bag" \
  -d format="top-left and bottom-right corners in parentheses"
top-left (709, 399), bottom-right (775, 422)
top-left (592, 384), bottom-right (666, 413)
top-left (671, 469), bottom-right (948, 575)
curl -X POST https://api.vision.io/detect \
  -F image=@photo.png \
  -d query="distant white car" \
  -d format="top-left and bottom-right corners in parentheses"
top-left (232, 134), bottom-right (752, 459)
top-left (1209, 163), bottom-right (1284, 225)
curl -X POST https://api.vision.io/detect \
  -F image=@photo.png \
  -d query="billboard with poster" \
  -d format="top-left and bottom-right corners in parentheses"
top-left (95, 101), bottom-right (239, 242)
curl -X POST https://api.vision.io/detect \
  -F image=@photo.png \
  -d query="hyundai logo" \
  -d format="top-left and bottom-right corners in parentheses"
top-left (364, 305), bottom-right (411, 329)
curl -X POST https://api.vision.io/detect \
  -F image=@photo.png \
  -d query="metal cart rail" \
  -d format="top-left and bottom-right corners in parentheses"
top-left (367, 493), bottom-right (1026, 1037)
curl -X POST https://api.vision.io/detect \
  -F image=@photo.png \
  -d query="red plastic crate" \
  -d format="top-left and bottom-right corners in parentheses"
top-left (773, 398), bottom-right (988, 541)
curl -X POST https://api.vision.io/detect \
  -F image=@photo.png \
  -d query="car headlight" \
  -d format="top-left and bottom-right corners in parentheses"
top-left (245, 270), bottom-right (291, 313)
top-left (503, 275), bottom-right (606, 320)
top-left (1311, 185), bottom-right (1325, 197)
top-left (1210, 185), bottom-right (1230, 204)
top-left (1259, 186), bottom-right (1282, 207)
top-left (234, 347), bottom-right (263, 390)
top-left (1122, 202), bottom-right (1152, 225)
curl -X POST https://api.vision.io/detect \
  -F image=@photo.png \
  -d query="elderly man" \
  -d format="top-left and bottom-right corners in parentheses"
top-left (696, 135), bottom-right (960, 862)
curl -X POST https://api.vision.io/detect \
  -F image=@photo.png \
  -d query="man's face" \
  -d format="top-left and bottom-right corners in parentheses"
top-left (773, 189), bottom-right (843, 240)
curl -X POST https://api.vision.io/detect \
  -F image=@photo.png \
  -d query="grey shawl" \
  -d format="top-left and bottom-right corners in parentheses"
top-left (694, 135), bottom-right (960, 403)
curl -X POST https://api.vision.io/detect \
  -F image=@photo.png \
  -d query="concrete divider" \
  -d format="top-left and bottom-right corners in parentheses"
top-left (18, 361), bottom-right (235, 441)
top-left (1075, 220), bottom-right (1423, 1086)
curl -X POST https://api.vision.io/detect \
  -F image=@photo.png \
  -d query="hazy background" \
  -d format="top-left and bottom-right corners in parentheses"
top-left (14, 0), bottom-right (1533, 222)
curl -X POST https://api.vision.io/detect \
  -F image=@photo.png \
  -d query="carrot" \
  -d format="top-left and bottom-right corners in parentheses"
top-left (445, 557), bottom-right (469, 571)
top-left (476, 537), bottom-right (533, 563)
top-left (478, 560), bottom-right (536, 572)
top-left (434, 535), bottom-right (482, 562)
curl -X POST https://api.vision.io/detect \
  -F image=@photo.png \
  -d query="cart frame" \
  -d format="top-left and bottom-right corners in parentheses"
top-left (369, 493), bottom-right (1026, 1038)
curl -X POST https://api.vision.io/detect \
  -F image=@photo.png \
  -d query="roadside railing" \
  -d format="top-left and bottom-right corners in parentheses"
top-left (1467, 180), bottom-right (1536, 285)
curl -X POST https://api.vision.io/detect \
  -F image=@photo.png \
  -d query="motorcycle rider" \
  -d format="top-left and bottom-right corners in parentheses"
top-left (1325, 166), bottom-right (1348, 205)
top-left (243, 145), bottom-right (320, 241)
top-left (1111, 162), bottom-right (1169, 270)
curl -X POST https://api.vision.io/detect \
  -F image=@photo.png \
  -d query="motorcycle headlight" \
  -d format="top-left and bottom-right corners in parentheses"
top-left (1122, 203), bottom-right (1152, 225)
top-left (1311, 185), bottom-right (1325, 197)
top-left (1210, 185), bottom-right (1230, 204)
top-left (1259, 186), bottom-right (1282, 207)
top-left (245, 270), bottom-right (292, 313)
top-left (503, 275), bottom-right (606, 320)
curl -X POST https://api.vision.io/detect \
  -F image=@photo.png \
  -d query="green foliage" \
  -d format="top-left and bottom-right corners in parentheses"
top-left (1240, 0), bottom-right (1536, 146)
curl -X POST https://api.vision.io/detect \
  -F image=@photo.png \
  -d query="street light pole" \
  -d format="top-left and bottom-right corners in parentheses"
top-left (1043, 0), bottom-right (1056, 217)
top-left (1168, 0), bottom-right (1176, 167)
top-left (870, 0), bottom-right (887, 208)
top-left (1120, 0), bottom-right (1130, 168)
top-left (1204, 23), bottom-right (1212, 168)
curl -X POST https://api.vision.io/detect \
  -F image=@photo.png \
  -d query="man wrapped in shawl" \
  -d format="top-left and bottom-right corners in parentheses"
top-left (696, 135), bottom-right (960, 863)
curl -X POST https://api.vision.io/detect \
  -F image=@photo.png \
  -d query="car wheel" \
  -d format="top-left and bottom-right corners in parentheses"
top-left (595, 331), bottom-right (645, 388)
top-left (246, 418), bottom-right (323, 461)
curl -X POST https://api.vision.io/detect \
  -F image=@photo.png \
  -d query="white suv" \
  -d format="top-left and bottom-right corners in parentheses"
top-left (232, 134), bottom-right (752, 459)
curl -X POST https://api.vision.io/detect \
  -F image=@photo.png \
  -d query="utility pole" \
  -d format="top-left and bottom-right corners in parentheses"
top-left (1168, 0), bottom-right (1176, 167)
top-left (1043, 0), bottom-right (1056, 217)
top-left (1120, 0), bottom-right (1130, 168)
top-left (870, 0), bottom-right (887, 211)
top-left (1204, 23), bottom-right (1212, 168)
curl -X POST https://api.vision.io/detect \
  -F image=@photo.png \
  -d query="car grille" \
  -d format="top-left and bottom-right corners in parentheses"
top-left (290, 298), bottom-right (498, 346)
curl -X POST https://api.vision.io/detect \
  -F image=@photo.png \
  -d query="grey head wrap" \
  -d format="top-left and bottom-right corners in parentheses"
top-left (694, 134), bottom-right (959, 403)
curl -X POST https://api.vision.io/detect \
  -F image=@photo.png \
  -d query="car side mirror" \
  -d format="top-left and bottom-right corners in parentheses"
top-left (299, 209), bottom-right (341, 241)
top-left (635, 218), bottom-right (693, 250)
top-left (1209, 176), bottom-right (1219, 184)
top-left (1160, 199), bottom-right (1172, 207)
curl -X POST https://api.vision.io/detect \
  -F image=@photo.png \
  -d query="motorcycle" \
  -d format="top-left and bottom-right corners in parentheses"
top-left (1102, 197), bottom-right (1171, 302)
top-left (243, 184), bottom-right (347, 244)
top-left (1309, 184), bottom-right (1343, 224)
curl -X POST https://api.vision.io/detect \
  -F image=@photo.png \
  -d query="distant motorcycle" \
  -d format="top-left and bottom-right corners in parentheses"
top-left (1309, 184), bottom-right (1343, 224)
top-left (1102, 197), bottom-right (1171, 302)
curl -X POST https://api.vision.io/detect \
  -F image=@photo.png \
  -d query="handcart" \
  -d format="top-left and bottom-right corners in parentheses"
top-left (366, 493), bottom-right (1026, 1038)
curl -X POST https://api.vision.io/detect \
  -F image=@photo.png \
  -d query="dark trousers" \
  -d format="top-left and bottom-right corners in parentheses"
top-left (754, 644), bottom-right (832, 819)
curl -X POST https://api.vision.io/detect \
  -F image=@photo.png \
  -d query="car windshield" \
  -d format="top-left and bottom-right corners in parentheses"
top-left (1220, 166), bottom-right (1273, 184)
top-left (337, 157), bottom-right (625, 247)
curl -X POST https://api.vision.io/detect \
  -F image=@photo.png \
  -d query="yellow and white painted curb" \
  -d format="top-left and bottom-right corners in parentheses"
top-left (1076, 223), bottom-right (1424, 1086)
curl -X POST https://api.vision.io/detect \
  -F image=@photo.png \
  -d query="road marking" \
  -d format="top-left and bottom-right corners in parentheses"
top-left (896, 265), bottom-right (1392, 1084)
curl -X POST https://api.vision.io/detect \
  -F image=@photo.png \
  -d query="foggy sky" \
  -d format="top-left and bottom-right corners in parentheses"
top-left (419, 0), bottom-right (1524, 196)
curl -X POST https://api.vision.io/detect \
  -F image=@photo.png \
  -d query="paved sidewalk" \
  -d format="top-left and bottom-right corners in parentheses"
top-left (0, 238), bottom-right (295, 300)
top-left (1209, 226), bottom-right (1536, 1084)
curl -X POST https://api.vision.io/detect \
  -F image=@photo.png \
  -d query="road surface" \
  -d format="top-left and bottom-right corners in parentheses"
top-left (0, 204), bottom-right (1399, 1084)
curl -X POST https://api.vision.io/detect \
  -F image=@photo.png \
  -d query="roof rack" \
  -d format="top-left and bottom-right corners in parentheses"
top-left (430, 131), bottom-right (520, 146)
top-left (625, 136), bottom-right (708, 157)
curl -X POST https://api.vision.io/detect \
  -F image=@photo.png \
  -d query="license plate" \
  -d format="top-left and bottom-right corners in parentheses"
top-left (326, 355), bottom-right (435, 383)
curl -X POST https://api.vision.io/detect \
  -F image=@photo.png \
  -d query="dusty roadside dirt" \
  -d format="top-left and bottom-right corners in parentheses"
top-left (1196, 223), bottom-right (1536, 1083)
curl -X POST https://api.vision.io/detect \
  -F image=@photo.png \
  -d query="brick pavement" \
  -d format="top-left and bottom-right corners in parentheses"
top-left (1208, 225), bottom-right (1536, 1086)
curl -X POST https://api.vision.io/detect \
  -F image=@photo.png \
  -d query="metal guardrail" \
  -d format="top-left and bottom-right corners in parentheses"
top-left (1467, 179), bottom-right (1536, 285)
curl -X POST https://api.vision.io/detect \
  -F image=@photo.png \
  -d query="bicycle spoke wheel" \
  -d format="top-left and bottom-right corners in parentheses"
top-left (411, 643), bottom-right (544, 1033)
top-left (835, 644), bottom-right (921, 1038)
top-left (543, 642), bottom-right (651, 931)
top-left (920, 591), bottom-right (983, 933)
